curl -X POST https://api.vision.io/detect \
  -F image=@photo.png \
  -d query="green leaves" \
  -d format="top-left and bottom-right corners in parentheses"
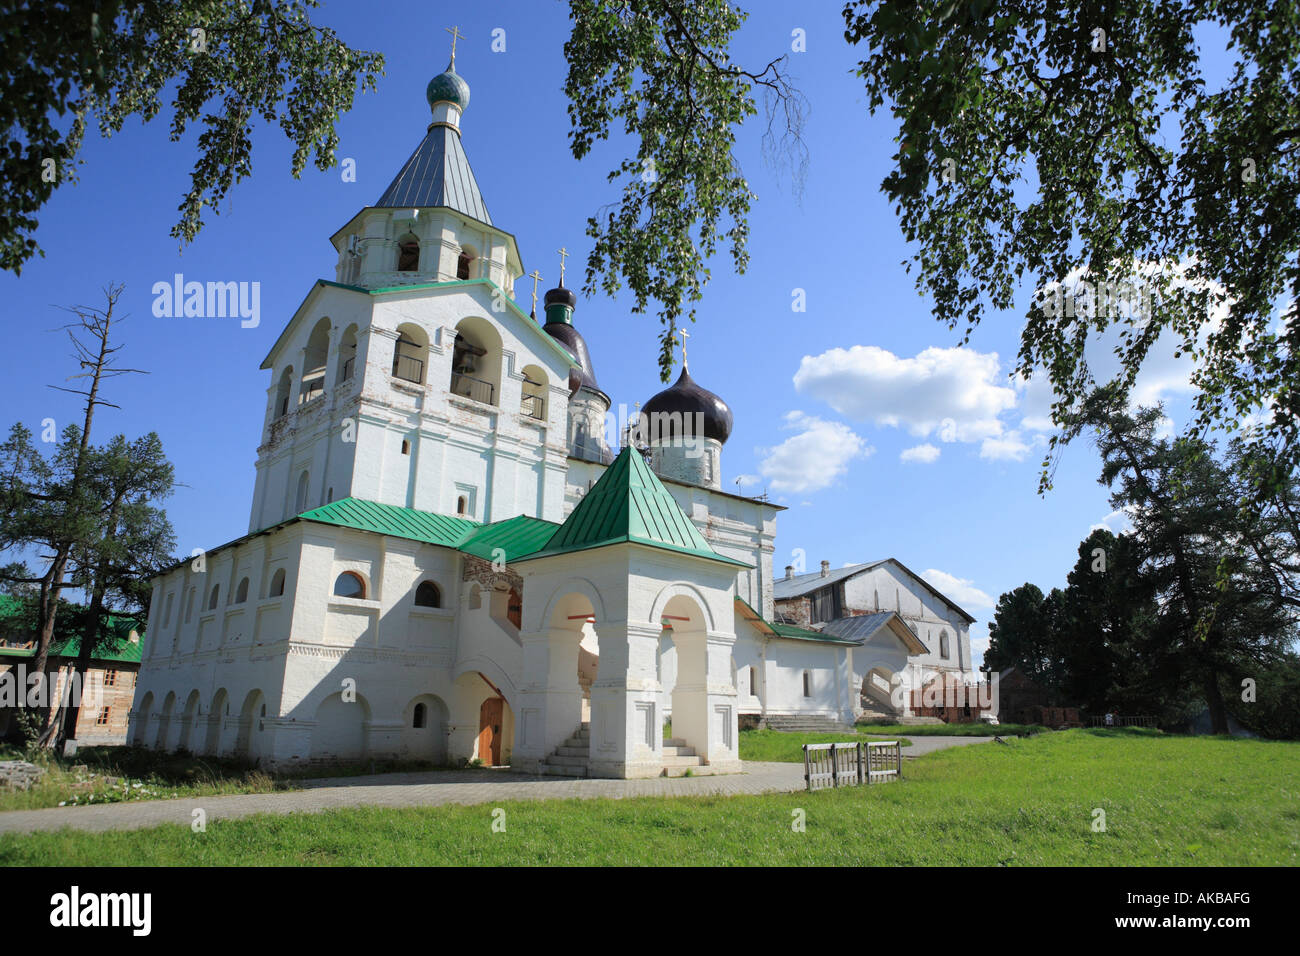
top-left (843, 0), bottom-right (1300, 496)
top-left (564, 0), bottom-right (804, 380)
top-left (0, 0), bottom-right (384, 273)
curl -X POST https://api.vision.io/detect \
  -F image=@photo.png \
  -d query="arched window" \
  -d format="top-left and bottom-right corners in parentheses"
top-left (337, 324), bottom-right (358, 382)
top-left (397, 235), bottom-right (420, 272)
top-left (414, 581), bottom-right (441, 608)
top-left (333, 571), bottom-right (366, 600)
top-left (749, 665), bottom-right (759, 697)
top-left (456, 496), bottom-right (468, 517)
top-left (274, 366), bottom-right (294, 419)
top-left (184, 587), bottom-right (196, 624)
top-left (208, 585), bottom-right (220, 611)
top-left (299, 318), bottom-right (329, 403)
top-left (413, 703), bottom-right (427, 729)
top-left (457, 244), bottom-right (478, 280)
top-left (162, 592), bottom-right (174, 628)
top-left (401, 439), bottom-right (411, 455)
top-left (294, 470), bottom-right (310, 514)
top-left (450, 318), bottom-right (500, 406)
top-left (939, 630), bottom-right (951, 660)
top-left (392, 323), bottom-right (427, 385)
top-left (520, 365), bottom-right (547, 420)
top-left (802, 670), bottom-right (811, 698)
top-left (234, 578), bottom-right (249, 604)
top-left (268, 568), bottom-right (286, 598)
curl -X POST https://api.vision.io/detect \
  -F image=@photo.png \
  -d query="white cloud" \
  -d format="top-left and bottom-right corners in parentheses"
top-left (900, 443), bottom-right (941, 464)
top-left (1090, 507), bottom-right (1135, 535)
top-left (979, 431), bottom-right (1031, 461)
top-left (921, 569), bottom-right (995, 610)
top-left (757, 412), bottom-right (872, 494)
top-left (793, 345), bottom-right (1017, 443)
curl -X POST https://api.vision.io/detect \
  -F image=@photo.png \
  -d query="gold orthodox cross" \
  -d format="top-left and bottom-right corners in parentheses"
top-left (445, 25), bottom-right (465, 67)
top-left (528, 270), bottom-right (543, 316)
top-left (678, 327), bottom-right (690, 372)
top-left (557, 246), bottom-right (569, 286)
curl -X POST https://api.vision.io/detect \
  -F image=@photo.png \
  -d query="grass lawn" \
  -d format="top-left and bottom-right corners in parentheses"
top-left (0, 744), bottom-right (455, 813)
top-left (738, 729), bottom-right (912, 762)
top-left (2, 730), bottom-right (1295, 865)
top-left (853, 722), bottom-right (1047, 737)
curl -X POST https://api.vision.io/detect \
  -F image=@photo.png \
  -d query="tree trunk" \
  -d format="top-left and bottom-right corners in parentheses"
top-left (1204, 670), bottom-right (1229, 735)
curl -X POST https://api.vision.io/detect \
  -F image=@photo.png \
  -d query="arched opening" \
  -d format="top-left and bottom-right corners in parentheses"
top-left (132, 692), bottom-right (153, 746)
top-left (333, 571), bottom-right (366, 599)
top-left (450, 317), bottom-right (501, 406)
top-left (507, 587), bottom-right (523, 629)
top-left (392, 322), bottom-right (428, 385)
top-left (337, 323), bottom-right (358, 383)
top-left (545, 590), bottom-right (598, 732)
top-left (274, 366), bottom-right (294, 419)
top-left (155, 691), bottom-right (175, 750)
top-left (268, 568), bottom-right (286, 598)
top-left (311, 692), bottom-right (370, 760)
top-left (456, 243), bottom-right (478, 280)
top-left (294, 470), bottom-right (310, 514)
top-left (520, 364), bottom-right (548, 421)
top-left (207, 585), bottom-right (220, 611)
top-left (236, 689), bottom-right (268, 761)
top-left (403, 694), bottom-right (449, 763)
top-left (178, 689), bottom-right (201, 753)
top-left (401, 439), bottom-right (411, 455)
top-left (939, 630), bottom-right (951, 660)
top-left (456, 495), bottom-right (468, 517)
top-left (204, 688), bottom-right (228, 755)
top-left (414, 580), bottom-right (441, 608)
top-left (659, 593), bottom-right (715, 756)
top-left (396, 233), bottom-right (420, 272)
top-left (803, 670), bottom-right (812, 698)
top-left (234, 577), bottom-right (249, 604)
top-left (299, 317), bottom-right (330, 404)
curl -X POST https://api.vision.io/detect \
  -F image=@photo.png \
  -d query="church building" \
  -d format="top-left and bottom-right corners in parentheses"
top-left (127, 51), bottom-right (977, 778)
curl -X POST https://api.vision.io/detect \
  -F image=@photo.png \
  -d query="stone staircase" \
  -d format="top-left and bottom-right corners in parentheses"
top-left (537, 723), bottom-right (717, 778)
top-left (539, 723), bottom-right (592, 777)
top-left (762, 714), bottom-right (855, 734)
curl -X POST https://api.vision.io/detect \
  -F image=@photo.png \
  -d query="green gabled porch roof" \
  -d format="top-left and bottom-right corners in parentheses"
top-left (457, 514), bottom-right (560, 563)
top-left (522, 447), bottom-right (751, 568)
top-left (299, 498), bottom-right (478, 547)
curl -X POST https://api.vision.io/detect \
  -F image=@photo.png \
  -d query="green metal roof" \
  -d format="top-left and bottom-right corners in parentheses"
top-left (299, 498), bottom-right (477, 547)
top-left (0, 595), bottom-right (145, 664)
top-left (457, 514), bottom-right (559, 563)
top-left (524, 448), bottom-right (750, 567)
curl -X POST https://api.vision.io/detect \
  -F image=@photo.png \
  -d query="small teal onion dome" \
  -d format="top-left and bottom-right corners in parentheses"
top-left (426, 61), bottom-right (470, 111)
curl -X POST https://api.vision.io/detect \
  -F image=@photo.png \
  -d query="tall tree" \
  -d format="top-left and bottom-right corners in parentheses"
top-left (52, 434), bottom-right (174, 749)
top-left (1, 0), bottom-right (383, 272)
top-left (1068, 386), bottom-right (1298, 733)
top-left (0, 285), bottom-right (155, 742)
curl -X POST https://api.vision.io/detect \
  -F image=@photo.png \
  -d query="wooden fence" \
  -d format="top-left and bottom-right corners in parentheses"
top-left (803, 741), bottom-right (902, 792)
top-left (1088, 715), bottom-right (1158, 728)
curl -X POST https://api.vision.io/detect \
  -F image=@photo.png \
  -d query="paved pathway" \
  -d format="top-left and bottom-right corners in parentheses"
top-left (0, 736), bottom-right (993, 836)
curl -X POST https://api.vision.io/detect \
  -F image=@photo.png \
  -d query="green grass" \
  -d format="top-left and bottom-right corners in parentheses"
top-left (853, 722), bottom-right (1047, 737)
top-left (0, 744), bottom-right (455, 812)
top-left (738, 729), bottom-right (912, 762)
top-left (4, 730), bottom-right (1293, 865)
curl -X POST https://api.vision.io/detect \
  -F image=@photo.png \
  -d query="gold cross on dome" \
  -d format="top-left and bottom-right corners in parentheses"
top-left (528, 270), bottom-right (543, 315)
top-left (445, 25), bottom-right (465, 67)
top-left (677, 327), bottom-right (690, 372)
top-left (557, 246), bottom-right (569, 286)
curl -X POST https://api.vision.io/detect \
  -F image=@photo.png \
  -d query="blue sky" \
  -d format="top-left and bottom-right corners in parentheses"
top-left (0, 2), bottom-right (1223, 665)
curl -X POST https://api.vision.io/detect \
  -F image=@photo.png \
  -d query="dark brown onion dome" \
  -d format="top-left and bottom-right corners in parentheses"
top-left (541, 286), bottom-right (603, 397)
top-left (641, 366), bottom-right (733, 444)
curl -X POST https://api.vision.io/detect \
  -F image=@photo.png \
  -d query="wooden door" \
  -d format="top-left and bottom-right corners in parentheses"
top-left (478, 697), bottom-right (503, 765)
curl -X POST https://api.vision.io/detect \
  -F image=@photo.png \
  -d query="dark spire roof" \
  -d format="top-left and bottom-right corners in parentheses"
top-left (375, 123), bottom-right (491, 223)
top-left (541, 286), bottom-right (603, 397)
top-left (641, 366), bottom-right (733, 444)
